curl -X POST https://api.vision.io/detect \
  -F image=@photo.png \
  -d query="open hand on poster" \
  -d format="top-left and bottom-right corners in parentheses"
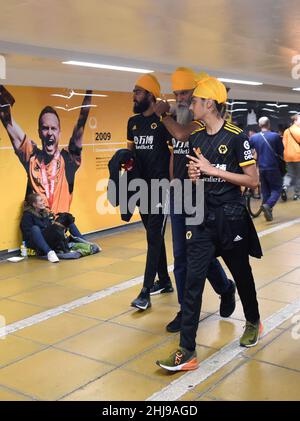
top-left (0, 85), bottom-right (14, 127)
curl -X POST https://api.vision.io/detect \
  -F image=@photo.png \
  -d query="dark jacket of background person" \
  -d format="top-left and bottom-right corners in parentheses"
top-left (249, 131), bottom-right (283, 170)
top-left (20, 206), bottom-right (52, 244)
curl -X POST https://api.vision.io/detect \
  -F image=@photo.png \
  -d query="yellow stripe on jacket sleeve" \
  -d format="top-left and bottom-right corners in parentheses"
top-left (224, 126), bottom-right (242, 135)
top-left (225, 122), bottom-right (243, 132)
top-left (239, 159), bottom-right (256, 167)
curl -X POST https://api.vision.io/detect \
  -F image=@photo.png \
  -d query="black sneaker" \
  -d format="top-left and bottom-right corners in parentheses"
top-left (220, 280), bottom-right (236, 318)
top-left (281, 187), bottom-right (287, 202)
top-left (166, 311), bottom-right (182, 333)
top-left (131, 287), bottom-right (151, 310)
top-left (261, 204), bottom-right (273, 221)
top-left (150, 278), bottom-right (174, 295)
top-left (293, 194), bottom-right (300, 201)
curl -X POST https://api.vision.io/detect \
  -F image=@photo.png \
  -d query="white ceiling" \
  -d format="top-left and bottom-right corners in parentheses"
top-left (1, 0), bottom-right (300, 101)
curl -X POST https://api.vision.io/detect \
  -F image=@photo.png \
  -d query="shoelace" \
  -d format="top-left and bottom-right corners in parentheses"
top-left (243, 322), bottom-right (257, 332)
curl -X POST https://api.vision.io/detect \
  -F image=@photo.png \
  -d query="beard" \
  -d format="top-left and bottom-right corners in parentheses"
top-left (133, 97), bottom-right (150, 114)
top-left (176, 103), bottom-right (194, 125)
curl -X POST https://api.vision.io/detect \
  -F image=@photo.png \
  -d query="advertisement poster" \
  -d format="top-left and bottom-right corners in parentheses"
top-left (0, 85), bottom-right (139, 251)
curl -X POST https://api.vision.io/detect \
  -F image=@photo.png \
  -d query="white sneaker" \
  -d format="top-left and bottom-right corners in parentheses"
top-left (47, 250), bottom-right (59, 263)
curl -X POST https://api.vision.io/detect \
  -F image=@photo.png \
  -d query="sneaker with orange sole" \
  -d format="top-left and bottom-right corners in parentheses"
top-left (156, 347), bottom-right (198, 372)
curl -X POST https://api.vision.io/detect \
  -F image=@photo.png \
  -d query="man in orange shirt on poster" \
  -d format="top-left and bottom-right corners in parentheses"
top-left (0, 85), bottom-right (92, 214)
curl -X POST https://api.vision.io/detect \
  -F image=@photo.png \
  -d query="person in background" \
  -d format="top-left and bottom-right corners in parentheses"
top-left (250, 117), bottom-right (284, 221)
top-left (278, 124), bottom-right (288, 201)
top-left (248, 127), bottom-right (257, 138)
top-left (20, 193), bottom-right (83, 263)
top-left (283, 114), bottom-right (300, 200)
top-left (277, 124), bottom-right (286, 139)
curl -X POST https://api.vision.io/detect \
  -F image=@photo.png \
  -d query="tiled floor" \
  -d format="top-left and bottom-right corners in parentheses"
top-left (0, 198), bottom-right (300, 400)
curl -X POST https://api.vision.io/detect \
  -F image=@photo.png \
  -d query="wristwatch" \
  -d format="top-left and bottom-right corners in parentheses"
top-left (160, 112), bottom-right (171, 121)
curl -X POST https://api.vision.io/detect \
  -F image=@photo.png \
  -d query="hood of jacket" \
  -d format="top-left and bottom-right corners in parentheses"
top-left (23, 205), bottom-right (50, 219)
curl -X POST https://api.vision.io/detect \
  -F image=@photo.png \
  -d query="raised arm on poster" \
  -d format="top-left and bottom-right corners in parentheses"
top-left (69, 90), bottom-right (92, 153)
top-left (0, 86), bottom-right (93, 213)
top-left (0, 85), bottom-right (25, 149)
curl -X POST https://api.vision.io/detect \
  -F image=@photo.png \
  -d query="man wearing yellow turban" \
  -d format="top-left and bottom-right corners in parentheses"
top-left (192, 73), bottom-right (228, 104)
top-left (153, 68), bottom-right (235, 334)
top-left (154, 67), bottom-right (203, 140)
top-left (127, 74), bottom-right (174, 311)
top-left (157, 76), bottom-right (263, 371)
top-left (171, 67), bottom-right (197, 91)
top-left (134, 73), bottom-right (161, 101)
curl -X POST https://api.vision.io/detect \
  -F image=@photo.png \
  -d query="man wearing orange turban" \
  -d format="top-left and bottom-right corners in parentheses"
top-left (134, 73), bottom-right (161, 100)
top-left (127, 74), bottom-right (174, 311)
top-left (193, 73), bottom-right (228, 104)
top-left (157, 76), bottom-right (263, 371)
top-left (154, 67), bottom-right (201, 140)
top-left (153, 68), bottom-right (235, 334)
top-left (171, 67), bottom-right (197, 91)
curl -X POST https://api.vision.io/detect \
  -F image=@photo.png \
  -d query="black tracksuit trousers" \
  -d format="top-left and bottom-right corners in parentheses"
top-left (180, 217), bottom-right (260, 352)
top-left (140, 211), bottom-right (169, 289)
